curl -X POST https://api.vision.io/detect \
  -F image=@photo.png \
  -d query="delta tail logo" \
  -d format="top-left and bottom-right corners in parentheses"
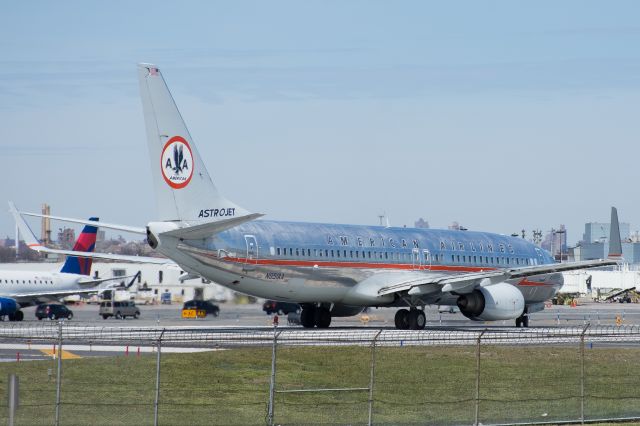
top-left (161, 136), bottom-right (194, 189)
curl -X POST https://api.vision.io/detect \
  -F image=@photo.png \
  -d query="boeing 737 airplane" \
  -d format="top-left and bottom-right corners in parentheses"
top-left (0, 214), bottom-right (127, 321)
top-left (15, 64), bottom-right (621, 329)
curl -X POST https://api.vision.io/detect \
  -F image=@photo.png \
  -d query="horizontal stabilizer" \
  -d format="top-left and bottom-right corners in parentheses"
top-left (26, 246), bottom-right (171, 264)
top-left (160, 213), bottom-right (264, 240)
top-left (19, 210), bottom-right (146, 234)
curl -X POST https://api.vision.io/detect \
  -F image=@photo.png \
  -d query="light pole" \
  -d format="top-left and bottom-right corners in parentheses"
top-left (555, 229), bottom-right (566, 263)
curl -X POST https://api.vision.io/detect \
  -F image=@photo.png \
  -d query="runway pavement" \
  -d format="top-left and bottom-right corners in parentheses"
top-left (10, 300), bottom-right (640, 328)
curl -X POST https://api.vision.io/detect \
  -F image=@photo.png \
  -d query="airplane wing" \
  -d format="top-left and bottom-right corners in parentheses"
top-left (11, 288), bottom-right (102, 303)
top-left (9, 202), bottom-right (171, 264)
top-left (377, 258), bottom-right (617, 296)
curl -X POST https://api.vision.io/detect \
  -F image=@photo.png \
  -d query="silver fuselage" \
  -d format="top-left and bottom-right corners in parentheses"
top-left (156, 220), bottom-right (562, 312)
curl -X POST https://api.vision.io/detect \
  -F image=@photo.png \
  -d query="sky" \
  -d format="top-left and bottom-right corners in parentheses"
top-left (1, 1), bottom-right (639, 246)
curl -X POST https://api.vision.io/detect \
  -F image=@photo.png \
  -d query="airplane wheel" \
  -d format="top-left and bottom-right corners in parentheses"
top-left (300, 306), bottom-right (316, 328)
top-left (315, 308), bottom-right (331, 328)
top-left (515, 314), bottom-right (529, 328)
top-left (394, 309), bottom-right (410, 330)
top-left (11, 311), bottom-right (24, 322)
top-left (408, 310), bottom-right (426, 330)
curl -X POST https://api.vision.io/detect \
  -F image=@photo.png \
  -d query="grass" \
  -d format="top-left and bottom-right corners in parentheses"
top-left (0, 345), bottom-right (638, 425)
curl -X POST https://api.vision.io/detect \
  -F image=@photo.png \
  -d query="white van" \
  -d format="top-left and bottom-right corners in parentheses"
top-left (99, 301), bottom-right (140, 319)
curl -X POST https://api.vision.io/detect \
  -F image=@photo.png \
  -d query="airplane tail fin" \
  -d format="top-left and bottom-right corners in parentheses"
top-left (608, 206), bottom-right (623, 260)
top-left (137, 63), bottom-right (250, 225)
top-left (59, 218), bottom-right (99, 275)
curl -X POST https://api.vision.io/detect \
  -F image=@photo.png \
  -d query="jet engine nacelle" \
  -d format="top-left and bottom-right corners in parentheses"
top-left (0, 297), bottom-right (19, 316)
top-left (456, 283), bottom-right (524, 321)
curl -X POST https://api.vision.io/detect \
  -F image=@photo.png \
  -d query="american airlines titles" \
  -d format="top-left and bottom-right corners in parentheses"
top-left (327, 234), bottom-right (514, 254)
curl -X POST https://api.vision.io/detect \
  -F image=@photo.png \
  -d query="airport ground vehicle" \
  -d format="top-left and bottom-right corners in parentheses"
top-left (263, 300), bottom-right (301, 315)
top-left (36, 304), bottom-right (73, 320)
top-left (99, 300), bottom-right (140, 319)
top-left (182, 300), bottom-right (220, 317)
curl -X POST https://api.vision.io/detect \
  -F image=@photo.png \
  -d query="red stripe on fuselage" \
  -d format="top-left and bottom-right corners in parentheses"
top-left (224, 256), bottom-right (497, 273)
top-left (518, 278), bottom-right (555, 287)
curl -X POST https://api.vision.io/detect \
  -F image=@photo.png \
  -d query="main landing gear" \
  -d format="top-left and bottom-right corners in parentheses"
top-left (394, 308), bottom-right (426, 330)
top-left (515, 313), bottom-right (529, 328)
top-left (515, 306), bottom-right (529, 328)
top-left (300, 305), bottom-right (332, 328)
top-left (7, 311), bottom-right (24, 322)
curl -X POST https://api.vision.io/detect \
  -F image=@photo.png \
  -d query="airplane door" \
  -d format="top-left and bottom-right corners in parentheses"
top-left (423, 249), bottom-right (431, 270)
top-left (244, 235), bottom-right (258, 266)
top-left (412, 248), bottom-right (422, 270)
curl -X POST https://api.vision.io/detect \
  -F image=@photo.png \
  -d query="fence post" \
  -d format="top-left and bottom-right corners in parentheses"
top-left (580, 323), bottom-right (590, 424)
top-left (8, 373), bottom-right (19, 426)
top-left (54, 320), bottom-right (63, 426)
top-left (154, 328), bottom-right (166, 426)
top-left (368, 330), bottom-right (382, 426)
top-left (267, 319), bottom-right (280, 426)
top-left (474, 329), bottom-right (486, 426)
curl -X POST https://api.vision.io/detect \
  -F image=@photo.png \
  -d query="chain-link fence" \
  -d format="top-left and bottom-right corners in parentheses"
top-left (0, 324), bottom-right (639, 425)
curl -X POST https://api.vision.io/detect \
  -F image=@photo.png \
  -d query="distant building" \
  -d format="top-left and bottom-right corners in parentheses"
top-left (57, 227), bottom-right (76, 250)
top-left (572, 220), bottom-right (640, 264)
top-left (572, 242), bottom-right (640, 264)
top-left (448, 221), bottom-right (461, 231)
top-left (0, 237), bottom-right (15, 248)
top-left (414, 218), bottom-right (429, 229)
top-left (583, 222), bottom-right (630, 244)
top-left (541, 225), bottom-right (567, 257)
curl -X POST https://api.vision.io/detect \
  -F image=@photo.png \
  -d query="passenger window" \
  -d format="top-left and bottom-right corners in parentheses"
top-left (276, 248), bottom-right (281, 256)
top-left (308, 249), bottom-right (311, 256)
top-left (296, 248), bottom-right (300, 256)
top-left (336, 250), bottom-right (340, 258)
top-left (290, 248), bottom-right (293, 256)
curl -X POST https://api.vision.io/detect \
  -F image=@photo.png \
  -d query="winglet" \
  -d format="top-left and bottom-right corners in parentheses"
top-left (8, 201), bottom-right (42, 249)
top-left (608, 206), bottom-right (623, 260)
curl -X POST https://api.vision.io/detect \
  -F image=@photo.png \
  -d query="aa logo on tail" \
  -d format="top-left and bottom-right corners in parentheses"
top-left (161, 136), bottom-right (194, 189)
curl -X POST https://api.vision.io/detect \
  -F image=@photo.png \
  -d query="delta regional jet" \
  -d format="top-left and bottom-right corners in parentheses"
top-left (1, 212), bottom-right (137, 321)
top-left (16, 64), bottom-right (621, 329)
